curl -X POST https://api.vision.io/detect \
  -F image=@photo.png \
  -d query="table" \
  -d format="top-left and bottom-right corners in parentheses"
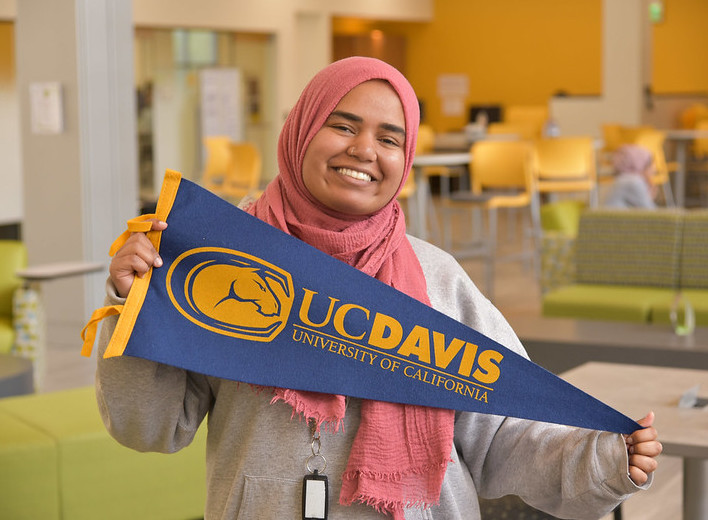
top-left (664, 129), bottom-right (708, 207)
top-left (410, 152), bottom-right (470, 240)
top-left (14, 261), bottom-right (104, 390)
top-left (561, 362), bottom-right (708, 520)
top-left (433, 131), bottom-right (520, 152)
top-left (507, 314), bottom-right (708, 375)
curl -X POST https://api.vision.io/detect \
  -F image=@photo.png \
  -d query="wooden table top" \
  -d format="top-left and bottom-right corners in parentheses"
top-left (561, 361), bottom-right (708, 459)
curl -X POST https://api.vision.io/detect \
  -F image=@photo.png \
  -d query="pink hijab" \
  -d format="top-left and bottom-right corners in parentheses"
top-left (248, 57), bottom-right (454, 518)
top-left (613, 145), bottom-right (654, 184)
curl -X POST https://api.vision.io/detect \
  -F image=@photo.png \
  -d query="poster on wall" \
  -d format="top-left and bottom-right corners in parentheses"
top-left (437, 74), bottom-right (469, 117)
top-left (199, 68), bottom-right (243, 142)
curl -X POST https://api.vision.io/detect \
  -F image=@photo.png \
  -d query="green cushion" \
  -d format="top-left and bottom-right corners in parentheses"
top-left (542, 284), bottom-right (675, 323)
top-left (650, 289), bottom-right (708, 327)
top-left (0, 386), bottom-right (207, 520)
top-left (574, 209), bottom-right (683, 288)
top-left (0, 410), bottom-right (59, 520)
top-left (680, 210), bottom-right (708, 289)
top-left (540, 200), bottom-right (586, 236)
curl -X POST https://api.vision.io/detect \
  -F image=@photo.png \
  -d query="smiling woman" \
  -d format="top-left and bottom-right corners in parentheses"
top-left (96, 56), bottom-right (661, 520)
top-left (302, 80), bottom-right (407, 216)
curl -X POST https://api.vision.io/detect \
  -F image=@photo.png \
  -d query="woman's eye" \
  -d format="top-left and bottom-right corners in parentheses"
top-left (380, 136), bottom-right (401, 147)
top-left (332, 124), bottom-right (353, 133)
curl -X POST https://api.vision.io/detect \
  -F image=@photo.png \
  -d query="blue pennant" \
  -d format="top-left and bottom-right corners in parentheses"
top-left (92, 171), bottom-right (639, 435)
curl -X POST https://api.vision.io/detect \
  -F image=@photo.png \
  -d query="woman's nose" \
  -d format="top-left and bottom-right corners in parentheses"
top-left (349, 133), bottom-right (377, 161)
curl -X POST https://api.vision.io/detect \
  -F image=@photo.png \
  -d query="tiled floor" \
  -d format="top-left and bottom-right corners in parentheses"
top-left (39, 199), bottom-right (682, 519)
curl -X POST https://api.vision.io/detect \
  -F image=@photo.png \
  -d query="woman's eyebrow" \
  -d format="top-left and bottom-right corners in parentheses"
top-left (381, 122), bottom-right (406, 136)
top-left (329, 110), bottom-right (362, 123)
top-left (329, 110), bottom-right (405, 137)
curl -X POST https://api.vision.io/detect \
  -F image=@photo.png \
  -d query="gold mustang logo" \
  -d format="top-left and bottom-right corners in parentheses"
top-left (166, 248), bottom-right (294, 341)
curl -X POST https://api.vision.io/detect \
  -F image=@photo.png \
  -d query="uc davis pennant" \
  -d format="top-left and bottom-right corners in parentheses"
top-left (82, 170), bottom-right (640, 435)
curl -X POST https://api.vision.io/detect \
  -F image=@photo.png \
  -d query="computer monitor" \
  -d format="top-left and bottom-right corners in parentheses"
top-left (469, 104), bottom-right (502, 124)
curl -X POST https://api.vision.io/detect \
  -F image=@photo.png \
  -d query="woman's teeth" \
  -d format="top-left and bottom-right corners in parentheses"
top-left (336, 167), bottom-right (372, 182)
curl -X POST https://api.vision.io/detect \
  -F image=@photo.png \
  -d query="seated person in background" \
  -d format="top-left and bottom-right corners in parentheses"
top-left (604, 144), bottom-right (657, 209)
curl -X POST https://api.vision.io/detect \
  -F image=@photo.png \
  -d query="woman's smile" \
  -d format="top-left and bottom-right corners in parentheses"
top-left (334, 167), bottom-right (373, 183)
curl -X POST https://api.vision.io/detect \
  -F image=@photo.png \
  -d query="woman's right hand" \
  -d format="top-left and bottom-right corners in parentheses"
top-left (109, 220), bottom-right (168, 298)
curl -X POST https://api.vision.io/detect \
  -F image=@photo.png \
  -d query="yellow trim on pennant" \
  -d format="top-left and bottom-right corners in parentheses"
top-left (80, 305), bottom-right (124, 357)
top-left (108, 214), bottom-right (158, 256)
top-left (102, 169), bottom-right (182, 358)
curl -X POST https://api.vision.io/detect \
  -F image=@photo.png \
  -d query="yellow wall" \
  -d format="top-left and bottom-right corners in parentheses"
top-left (335, 1), bottom-right (603, 132)
top-left (652, 0), bottom-right (708, 94)
top-left (337, 0), bottom-right (708, 133)
top-left (402, 0), bottom-right (602, 131)
top-left (0, 22), bottom-right (14, 85)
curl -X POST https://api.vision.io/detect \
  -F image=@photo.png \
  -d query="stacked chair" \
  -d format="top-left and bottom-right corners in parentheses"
top-left (441, 140), bottom-right (534, 301)
top-left (686, 113), bottom-right (708, 206)
top-left (504, 105), bottom-right (549, 139)
top-left (399, 124), bottom-right (441, 239)
top-left (417, 123), bottom-right (461, 197)
top-left (487, 121), bottom-right (539, 141)
top-left (201, 136), bottom-right (233, 193)
top-left (599, 124), bottom-right (677, 206)
top-left (201, 136), bottom-right (262, 203)
top-left (631, 129), bottom-right (676, 206)
top-left (529, 136), bottom-right (598, 278)
top-left (222, 142), bottom-right (262, 201)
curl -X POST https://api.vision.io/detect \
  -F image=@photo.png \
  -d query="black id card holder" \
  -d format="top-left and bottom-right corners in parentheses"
top-left (302, 470), bottom-right (328, 520)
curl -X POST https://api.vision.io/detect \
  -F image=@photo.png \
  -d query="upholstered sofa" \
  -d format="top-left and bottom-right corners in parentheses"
top-left (542, 208), bottom-right (708, 326)
top-left (0, 385), bottom-right (207, 520)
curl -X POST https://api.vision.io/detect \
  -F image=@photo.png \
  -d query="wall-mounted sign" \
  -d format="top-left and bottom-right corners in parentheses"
top-left (29, 82), bottom-right (64, 135)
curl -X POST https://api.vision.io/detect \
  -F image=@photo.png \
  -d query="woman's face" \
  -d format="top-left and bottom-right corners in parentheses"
top-left (302, 80), bottom-right (407, 216)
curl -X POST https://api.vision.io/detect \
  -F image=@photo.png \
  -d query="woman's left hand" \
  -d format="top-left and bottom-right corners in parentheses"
top-left (624, 411), bottom-right (662, 486)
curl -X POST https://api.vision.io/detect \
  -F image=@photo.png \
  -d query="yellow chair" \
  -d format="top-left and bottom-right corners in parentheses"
top-left (679, 103), bottom-right (708, 130)
top-left (601, 123), bottom-right (625, 153)
top-left (504, 105), bottom-right (548, 139)
top-left (631, 129), bottom-right (675, 206)
top-left (0, 241), bottom-right (27, 354)
top-left (598, 123), bottom-right (626, 179)
top-left (487, 121), bottom-right (538, 141)
top-left (688, 119), bottom-right (708, 205)
top-left (416, 123), bottom-right (436, 154)
top-left (201, 136), bottom-right (233, 194)
top-left (618, 124), bottom-right (654, 146)
top-left (442, 140), bottom-right (534, 300)
top-left (693, 119), bottom-right (708, 158)
top-left (396, 174), bottom-right (417, 228)
top-left (530, 136), bottom-right (598, 264)
top-left (417, 123), bottom-right (460, 198)
top-left (399, 123), bottom-right (427, 210)
top-left (222, 142), bottom-right (263, 202)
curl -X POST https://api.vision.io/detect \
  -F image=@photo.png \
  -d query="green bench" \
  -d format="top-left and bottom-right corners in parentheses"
top-left (0, 385), bottom-right (207, 520)
top-left (542, 208), bottom-right (708, 326)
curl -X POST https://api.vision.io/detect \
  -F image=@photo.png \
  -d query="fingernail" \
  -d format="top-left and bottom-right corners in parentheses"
top-left (154, 255), bottom-right (163, 267)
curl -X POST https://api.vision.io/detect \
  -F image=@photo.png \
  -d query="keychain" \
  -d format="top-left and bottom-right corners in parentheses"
top-left (303, 422), bottom-right (328, 520)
